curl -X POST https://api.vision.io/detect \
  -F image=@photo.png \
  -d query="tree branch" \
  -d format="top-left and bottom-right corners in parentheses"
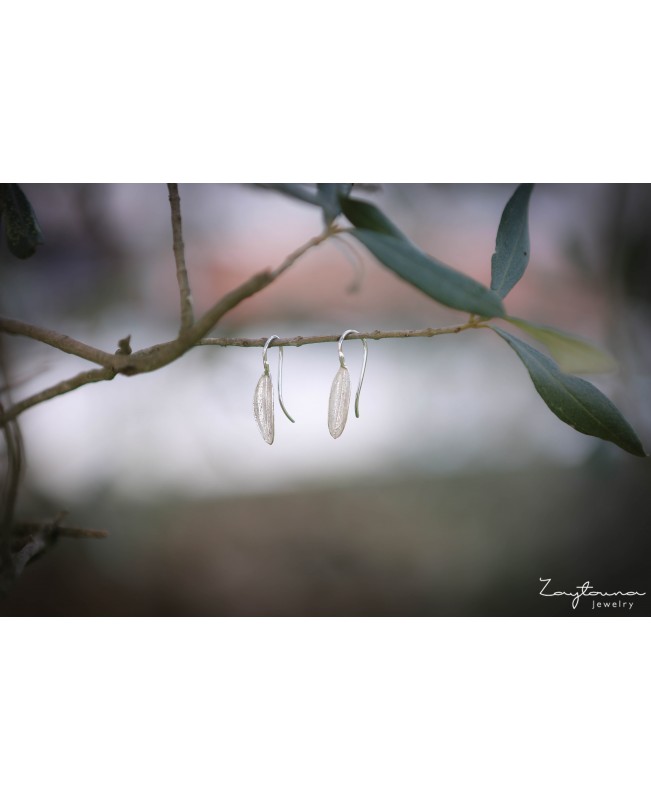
top-left (167, 183), bottom-right (194, 332)
top-left (1, 516), bottom-right (109, 595)
top-left (0, 318), bottom-right (115, 367)
top-left (0, 224), bottom-right (337, 423)
top-left (119, 268), bottom-right (276, 374)
top-left (0, 212), bottom-right (490, 430)
top-left (13, 521), bottom-right (108, 540)
top-left (0, 225), bottom-right (336, 373)
top-left (0, 320), bottom-right (485, 425)
top-left (0, 367), bottom-right (116, 424)
top-left (198, 323), bottom-right (485, 348)
top-left (269, 227), bottom-right (337, 279)
top-left (0, 341), bottom-right (25, 568)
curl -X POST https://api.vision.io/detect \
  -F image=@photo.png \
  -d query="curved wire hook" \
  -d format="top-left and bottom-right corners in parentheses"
top-left (262, 335), bottom-right (295, 423)
top-left (337, 329), bottom-right (368, 418)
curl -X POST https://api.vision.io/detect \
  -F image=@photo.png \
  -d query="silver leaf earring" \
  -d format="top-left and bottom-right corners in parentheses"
top-left (253, 335), bottom-right (295, 444)
top-left (328, 329), bottom-right (368, 439)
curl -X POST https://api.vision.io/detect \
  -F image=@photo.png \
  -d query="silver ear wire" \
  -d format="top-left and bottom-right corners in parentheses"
top-left (328, 329), bottom-right (368, 439)
top-left (262, 335), bottom-right (295, 423)
top-left (254, 335), bottom-right (295, 444)
top-left (337, 329), bottom-right (368, 418)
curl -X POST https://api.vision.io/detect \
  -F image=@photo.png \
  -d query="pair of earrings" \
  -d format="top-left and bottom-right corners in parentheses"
top-left (253, 330), bottom-right (368, 444)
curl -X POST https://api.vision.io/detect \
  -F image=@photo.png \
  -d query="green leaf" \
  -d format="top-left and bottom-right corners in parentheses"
top-left (351, 228), bottom-right (505, 318)
top-left (341, 196), bottom-right (504, 317)
top-left (340, 195), bottom-right (406, 239)
top-left (491, 184), bottom-right (534, 298)
top-left (0, 184), bottom-right (44, 259)
top-left (507, 317), bottom-right (617, 374)
top-left (492, 327), bottom-right (645, 457)
top-left (316, 184), bottom-right (341, 225)
top-left (255, 184), bottom-right (322, 207)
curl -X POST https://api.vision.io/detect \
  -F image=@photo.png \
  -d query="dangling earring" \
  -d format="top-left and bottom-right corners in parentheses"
top-left (328, 329), bottom-right (368, 439)
top-left (253, 335), bottom-right (295, 444)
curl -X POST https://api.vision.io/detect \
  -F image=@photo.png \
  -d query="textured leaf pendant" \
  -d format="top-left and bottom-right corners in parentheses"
top-left (253, 372), bottom-right (274, 444)
top-left (328, 366), bottom-right (351, 439)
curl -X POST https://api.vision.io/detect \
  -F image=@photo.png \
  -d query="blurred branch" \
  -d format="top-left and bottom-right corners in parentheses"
top-left (270, 228), bottom-right (337, 279)
top-left (254, 184), bottom-right (323, 206)
top-left (13, 521), bottom-right (108, 540)
top-left (0, 405), bottom-right (22, 528)
top-left (0, 340), bottom-right (24, 572)
top-left (0, 319), bottom-right (486, 425)
top-left (199, 322), bottom-right (484, 348)
top-left (0, 317), bottom-right (115, 367)
top-left (254, 184), bottom-right (381, 205)
top-left (0, 367), bottom-right (116, 424)
top-left (167, 183), bottom-right (194, 332)
top-left (1, 515), bottom-right (108, 596)
top-left (0, 224), bottom-right (337, 424)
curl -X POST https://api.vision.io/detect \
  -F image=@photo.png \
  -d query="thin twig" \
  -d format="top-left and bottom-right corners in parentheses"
top-left (0, 318), bottom-right (115, 367)
top-left (199, 323), bottom-right (486, 348)
top-left (0, 321), bottom-right (487, 425)
top-left (0, 225), bottom-right (337, 424)
top-left (254, 184), bottom-right (323, 207)
top-left (0, 228), bottom-right (335, 373)
top-left (13, 521), bottom-right (109, 540)
top-left (122, 269), bottom-right (277, 374)
top-left (0, 340), bottom-right (24, 568)
top-left (0, 407), bottom-right (22, 528)
top-left (1, 518), bottom-right (109, 592)
top-left (167, 183), bottom-right (194, 332)
top-left (331, 235), bottom-right (365, 293)
top-left (0, 367), bottom-right (116, 425)
top-left (270, 226), bottom-right (337, 279)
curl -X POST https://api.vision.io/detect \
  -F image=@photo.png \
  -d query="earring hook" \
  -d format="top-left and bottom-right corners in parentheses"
top-left (262, 335), bottom-right (295, 423)
top-left (337, 329), bottom-right (368, 418)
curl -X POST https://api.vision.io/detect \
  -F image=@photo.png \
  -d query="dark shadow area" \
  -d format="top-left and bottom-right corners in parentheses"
top-left (3, 456), bottom-right (650, 616)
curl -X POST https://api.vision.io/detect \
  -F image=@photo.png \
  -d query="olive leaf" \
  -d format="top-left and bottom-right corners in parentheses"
top-left (507, 317), bottom-right (617, 374)
top-left (341, 196), bottom-right (504, 318)
top-left (339, 195), bottom-right (406, 238)
top-left (492, 327), bottom-right (645, 457)
top-left (491, 184), bottom-right (534, 298)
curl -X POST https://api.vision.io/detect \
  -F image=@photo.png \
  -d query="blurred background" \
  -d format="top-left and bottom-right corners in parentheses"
top-left (1, 184), bottom-right (650, 615)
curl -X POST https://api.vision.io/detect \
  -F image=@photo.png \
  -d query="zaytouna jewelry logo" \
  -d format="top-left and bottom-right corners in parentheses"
top-left (539, 578), bottom-right (646, 610)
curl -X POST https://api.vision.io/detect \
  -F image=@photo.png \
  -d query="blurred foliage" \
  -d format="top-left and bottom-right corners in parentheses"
top-left (0, 184), bottom-right (43, 259)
